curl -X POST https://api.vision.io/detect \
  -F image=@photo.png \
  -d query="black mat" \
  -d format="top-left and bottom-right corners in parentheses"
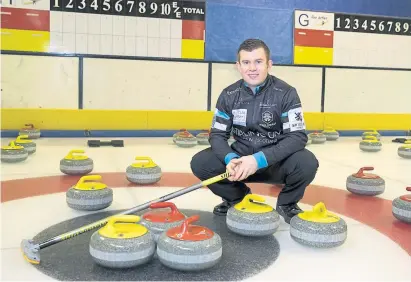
top-left (33, 209), bottom-right (280, 281)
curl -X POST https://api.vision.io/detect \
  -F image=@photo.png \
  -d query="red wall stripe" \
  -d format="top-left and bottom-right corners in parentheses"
top-left (294, 28), bottom-right (334, 48)
top-left (1, 7), bottom-right (50, 32)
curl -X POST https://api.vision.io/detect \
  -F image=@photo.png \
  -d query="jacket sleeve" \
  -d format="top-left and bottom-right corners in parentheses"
top-left (209, 91), bottom-right (241, 165)
top-left (253, 87), bottom-right (308, 168)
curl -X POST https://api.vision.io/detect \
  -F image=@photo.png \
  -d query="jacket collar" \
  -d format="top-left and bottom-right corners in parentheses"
top-left (242, 75), bottom-right (272, 95)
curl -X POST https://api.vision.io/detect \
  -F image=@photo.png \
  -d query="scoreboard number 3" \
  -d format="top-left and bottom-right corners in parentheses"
top-left (335, 14), bottom-right (411, 35)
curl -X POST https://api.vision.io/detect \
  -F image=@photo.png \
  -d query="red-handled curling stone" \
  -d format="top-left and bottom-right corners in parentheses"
top-left (346, 167), bottom-right (385, 196)
top-left (392, 187), bottom-right (411, 223)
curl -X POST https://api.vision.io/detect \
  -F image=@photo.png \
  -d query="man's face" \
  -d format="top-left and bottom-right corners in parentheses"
top-left (236, 47), bottom-right (272, 88)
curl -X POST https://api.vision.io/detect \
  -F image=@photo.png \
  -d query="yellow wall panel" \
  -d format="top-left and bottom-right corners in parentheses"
top-left (294, 46), bottom-right (333, 65)
top-left (324, 113), bottom-right (411, 130)
top-left (1, 29), bottom-right (50, 52)
top-left (181, 39), bottom-right (205, 59)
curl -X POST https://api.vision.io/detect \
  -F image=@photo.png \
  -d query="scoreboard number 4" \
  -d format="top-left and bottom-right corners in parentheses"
top-left (335, 14), bottom-right (411, 35)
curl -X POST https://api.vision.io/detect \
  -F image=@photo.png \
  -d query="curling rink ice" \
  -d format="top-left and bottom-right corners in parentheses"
top-left (1, 136), bottom-right (411, 281)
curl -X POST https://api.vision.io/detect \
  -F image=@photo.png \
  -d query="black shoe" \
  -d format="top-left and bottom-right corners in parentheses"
top-left (276, 203), bottom-right (303, 224)
top-left (213, 201), bottom-right (236, 216)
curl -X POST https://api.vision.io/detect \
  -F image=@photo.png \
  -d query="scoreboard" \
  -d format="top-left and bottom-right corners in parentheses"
top-left (0, 0), bottom-right (206, 59)
top-left (294, 10), bottom-right (411, 69)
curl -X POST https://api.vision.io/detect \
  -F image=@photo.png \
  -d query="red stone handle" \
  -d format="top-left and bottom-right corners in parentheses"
top-left (178, 215), bottom-right (199, 236)
top-left (149, 202), bottom-right (180, 216)
top-left (354, 167), bottom-right (374, 177)
top-left (406, 187), bottom-right (411, 192)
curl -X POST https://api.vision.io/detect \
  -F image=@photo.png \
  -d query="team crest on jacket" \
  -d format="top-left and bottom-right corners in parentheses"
top-left (261, 111), bottom-right (276, 128)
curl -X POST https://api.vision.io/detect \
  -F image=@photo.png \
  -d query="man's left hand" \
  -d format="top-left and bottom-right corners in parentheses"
top-left (230, 155), bottom-right (258, 181)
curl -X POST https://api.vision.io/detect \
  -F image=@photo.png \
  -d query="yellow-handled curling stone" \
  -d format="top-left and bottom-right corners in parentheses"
top-left (392, 187), bottom-right (411, 223)
top-left (362, 129), bottom-right (380, 141)
top-left (66, 175), bottom-right (113, 211)
top-left (322, 126), bottom-right (339, 141)
top-left (398, 141), bottom-right (411, 159)
top-left (11, 135), bottom-right (36, 154)
top-left (308, 132), bottom-right (326, 144)
top-left (1, 141), bottom-right (28, 163)
top-left (89, 215), bottom-right (156, 268)
top-left (156, 215), bottom-right (222, 271)
top-left (60, 149), bottom-right (94, 175)
top-left (126, 156), bottom-right (162, 184)
top-left (346, 167), bottom-right (385, 196)
top-left (20, 172), bottom-right (230, 265)
top-left (140, 202), bottom-right (186, 242)
top-left (19, 123), bottom-right (41, 139)
top-left (290, 202), bottom-right (347, 248)
top-left (226, 194), bottom-right (280, 236)
top-left (359, 136), bottom-right (382, 152)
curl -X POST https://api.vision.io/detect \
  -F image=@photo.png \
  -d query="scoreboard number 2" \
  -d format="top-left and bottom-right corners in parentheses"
top-left (335, 14), bottom-right (411, 36)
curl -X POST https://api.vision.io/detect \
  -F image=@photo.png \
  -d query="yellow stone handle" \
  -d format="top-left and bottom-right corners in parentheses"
top-left (107, 215), bottom-right (141, 227)
top-left (364, 136), bottom-right (377, 141)
top-left (66, 149), bottom-right (85, 158)
top-left (75, 175), bottom-right (103, 190)
top-left (132, 156), bottom-right (155, 167)
top-left (404, 141), bottom-right (411, 144)
top-left (241, 194), bottom-right (266, 206)
top-left (311, 202), bottom-right (328, 217)
top-left (16, 135), bottom-right (29, 142)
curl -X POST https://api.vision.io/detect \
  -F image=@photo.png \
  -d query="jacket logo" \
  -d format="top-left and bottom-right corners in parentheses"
top-left (294, 112), bottom-right (303, 121)
top-left (262, 111), bottom-right (273, 124)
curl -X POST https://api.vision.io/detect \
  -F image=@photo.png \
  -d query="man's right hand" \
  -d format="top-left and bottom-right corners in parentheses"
top-left (226, 159), bottom-right (241, 181)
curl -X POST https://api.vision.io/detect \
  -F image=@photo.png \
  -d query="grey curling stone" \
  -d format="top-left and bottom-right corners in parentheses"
top-left (359, 138), bottom-right (382, 152)
top-left (398, 143), bottom-right (411, 159)
top-left (346, 167), bottom-right (385, 196)
top-left (66, 175), bottom-right (113, 211)
top-left (89, 215), bottom-right (156, 268)
top-left (12, 135), bottom-right (36, 154)
top-left (0, 142), bottom-right (28, 163)
top-left (322, 129), bottom-right (339, 141)
top-left (140, 202), bottom-right (186, 242)
top-left (196, 131), bottom-right (210, 145)
top-left (175, 133), bottom-right (197, 148)
top-left (126, 157), bottom-right (162, 184)
top-left (60, 150), bottom-right (93, 175)
top-left (392, 187), bottom-right (411, 223)
top-left (19, 124), bottom-right (41, 139)
top-left (362, 131), bottom-right (381, 141)
top-left (226, 194), bottom-right (280, 237)
top-left (290, 202), bottom-right (347, 248)
top-left (172, 129), bottom-right (190, 143)
top-left (157, 215), bottom-right (222, 271)
top-left (308, 133), bottom-right (326, 144)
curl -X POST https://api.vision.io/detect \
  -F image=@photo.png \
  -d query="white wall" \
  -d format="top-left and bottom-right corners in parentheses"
top-left (324, 68), bottom-right (411, 113)
top-left (1, 55), bottom-right (78, 109)
top-left (82, 58), bottom-right (209, 110)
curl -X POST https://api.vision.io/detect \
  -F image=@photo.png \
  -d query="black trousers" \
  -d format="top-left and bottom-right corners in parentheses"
top-left (190, 147), bottom-right (319, 206)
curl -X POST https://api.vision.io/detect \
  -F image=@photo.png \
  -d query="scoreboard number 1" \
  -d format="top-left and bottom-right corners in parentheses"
top-left (334, 14), bottom-right (411, 36)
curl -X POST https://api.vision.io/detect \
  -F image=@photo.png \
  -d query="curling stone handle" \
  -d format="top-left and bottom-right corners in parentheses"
top-left (16, 135), bottom-right (29, 141)
top-left (243, 194), bottom-right (266, 204)
top-left (149, 202), bottom-right (180, 216)
top-left (9, 141), bottom-right (17, 147)
top-left (133, 156), bottom-right (155, 166)
top-left (107, 215), bottom-right (141, 228)
top-left (24, 123), bottom-right (34, 129)
top-left (67, 149), bottom-right (85, 157)
top-left (77, 175), bottom-right (102, 183)
top-left (406, 187), bottom-right (411, 192)
top-left (179, 215), bottom-right (200, 235)
top-left (405, 141), bottom-right (411, 144)
top-left (312, 202), bottom-right (327, 217)
top-left (355, 166), bottom-right (374, 177)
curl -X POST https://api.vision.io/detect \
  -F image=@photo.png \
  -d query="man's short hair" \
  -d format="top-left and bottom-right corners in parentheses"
top-left (237, 39), bottom-right (270, 62)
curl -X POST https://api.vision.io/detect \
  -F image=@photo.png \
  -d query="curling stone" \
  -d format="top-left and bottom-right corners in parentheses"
top-left (172, 129), bottom-right (189, 143)
top-left (12, 135), bottom-right (36, 154)
top-left (157, 215), bottom-right (222, 271)
top-left (89, 215), bottom-right (156, 268)
top-left (66, 175), bottom-right (113, 211)
top-left (60, 149), bottom-right (93, 175)
top-left (1, 141), bottom-right (28, 163)
top-left (308, 132), bottom-right (326, 144)
top-left (346, 167), bottom-right (385, 196)
top-left (196, 130), bottom-right (210, 145)
top-left (322, 127), bottom-right (339, 141)
top-left (398, 141), bottom-right (411, 159)
top-left (226, 194), bottom-right (280, 237)
top-left (359, 136), bottom-right (382, 152)
top-left (19, 123), bottom-right (40, 139)
top-left (140, 202), bottom-right (186, 242)
top-left (175, 131), bottom-right (197, 148)
top-left (392, 187), bottom-right (411, 223)
top-left (290, 202), bottom-right (347, 248)
top-left (362, 130), bottom-right (380, 141)
top-left (126, 156), bottom-right (162, 184)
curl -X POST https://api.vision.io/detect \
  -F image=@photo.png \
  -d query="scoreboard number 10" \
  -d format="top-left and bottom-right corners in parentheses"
top-left (334, 14), bottom-right (411, 36)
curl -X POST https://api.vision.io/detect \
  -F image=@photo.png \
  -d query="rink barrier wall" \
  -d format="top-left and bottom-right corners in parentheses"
top-left (1, 51), bottom-right (411, 138)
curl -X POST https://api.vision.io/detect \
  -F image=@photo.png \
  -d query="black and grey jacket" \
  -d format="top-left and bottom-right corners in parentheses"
top-left (209, 74), bottom-right (308, 169)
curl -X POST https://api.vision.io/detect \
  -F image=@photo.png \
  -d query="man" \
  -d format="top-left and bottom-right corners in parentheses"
top-left (190, 38), bottom-right (319, 224)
